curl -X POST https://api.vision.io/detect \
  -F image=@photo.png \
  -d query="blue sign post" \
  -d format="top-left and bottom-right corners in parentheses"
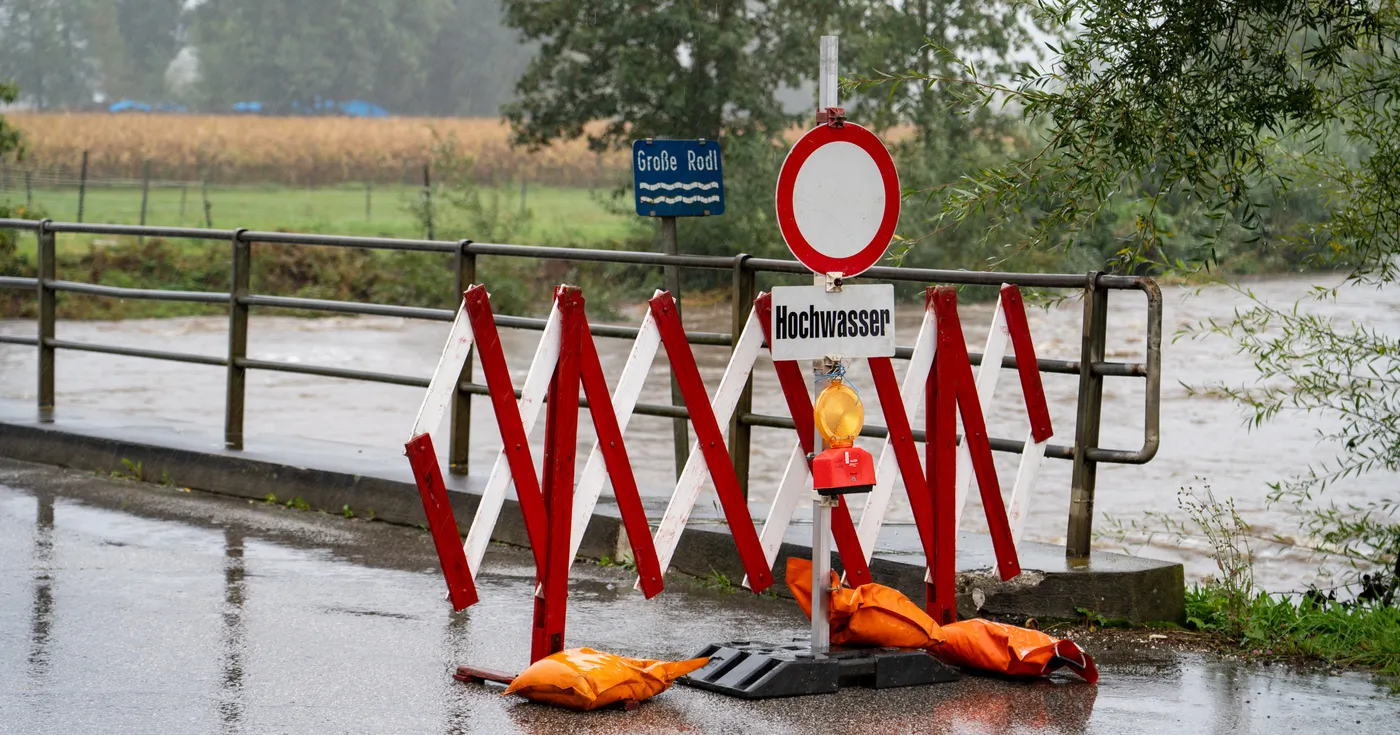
top-left (631, 139), bottom-right (725, 218)
top-left (631, 138), bottom-right (724, 480)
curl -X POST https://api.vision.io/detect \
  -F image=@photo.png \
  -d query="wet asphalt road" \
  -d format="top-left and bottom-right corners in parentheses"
top-left (1, 458), bottom-right (1397, 734)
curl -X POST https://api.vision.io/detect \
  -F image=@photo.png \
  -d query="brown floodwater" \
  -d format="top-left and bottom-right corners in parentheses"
top-left (2, 273), bottom-right (1394, 590)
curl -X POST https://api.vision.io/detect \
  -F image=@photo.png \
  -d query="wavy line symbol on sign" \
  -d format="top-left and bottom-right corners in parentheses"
top-left (640, 195), bottom-right (722, 204)
top-left (637, 182), bottom-right (720, 192)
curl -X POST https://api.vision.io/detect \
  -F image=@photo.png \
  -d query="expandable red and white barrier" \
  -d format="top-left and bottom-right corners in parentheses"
top-left (404, 285), bottom-right (667, 662)
top-left (405, 282), bottom-right (1055, 656)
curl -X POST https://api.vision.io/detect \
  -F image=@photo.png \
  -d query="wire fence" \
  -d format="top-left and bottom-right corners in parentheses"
top-left (0, 158), bottom-right (483, 237)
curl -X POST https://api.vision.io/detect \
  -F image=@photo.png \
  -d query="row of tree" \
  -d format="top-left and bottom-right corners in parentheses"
top-left (0, 0), bottom-right (532, 115)
top-left (500, 0), bottom-right (1045, 273)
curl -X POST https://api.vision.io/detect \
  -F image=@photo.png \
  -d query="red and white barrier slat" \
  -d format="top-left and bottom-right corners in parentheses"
top-left (566, 292), bottom-right (663, 568)
top-left (930, 287), bottom-right (1021, 582)
top-left (404, 297), bottom-right (480, 611)
top-left (856, 303), bottom-right (935, 558)
top-left (408, 302), bottom-right (477, 442)
top-left (461, 293), bottom-right (561, 577)
top-left (928, 298), bottom-right (960, 623)
top-left (644, 292), bottom-right (774, 593)
top-left (946, 285), bottom-right (1055, 548)
top-left (951, 291), bottom-right (1010, 532)
top-left (404, 433), bottom-right (478, 610)
top-left (573, 308), bottom-right (665, 598)
top-left (463, 286), bottom-right (554, 575)
top-left (532, 287), bottom-right (584, 661)
top-left (996, 286), bottom-right (1055, 546)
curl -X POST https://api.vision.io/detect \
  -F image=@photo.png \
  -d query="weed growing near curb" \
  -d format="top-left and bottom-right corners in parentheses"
top-left (704, 569), bottom-right (737, 593)
top-left (110, 458), bottom-right (145, 482)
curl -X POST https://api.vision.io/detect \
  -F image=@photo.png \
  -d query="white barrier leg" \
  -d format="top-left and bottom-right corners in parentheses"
top-left (855, 308), bottom-right (935, 561)
top-left (641, 307), bottom-right (765, 588)
top-left (566, 295), bottom-right (664, 568)
top-left (407, 301), bottom-right (475, 442)
top-left (461, 304), bottom-right (563, 577)
top-left (1006, 431), bottom-right (1048, 547)
top-left (745, 442), bottom-right (808, 589)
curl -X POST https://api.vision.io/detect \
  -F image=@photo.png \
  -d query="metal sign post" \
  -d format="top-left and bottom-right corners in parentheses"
top-left (809, 35), bottom-right (839, 657)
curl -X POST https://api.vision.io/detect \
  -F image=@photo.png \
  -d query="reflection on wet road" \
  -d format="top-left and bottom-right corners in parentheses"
top-left (1, 459), bottom-right (1396, 734)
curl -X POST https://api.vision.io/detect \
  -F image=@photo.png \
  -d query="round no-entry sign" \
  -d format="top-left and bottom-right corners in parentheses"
top-left (775, 122), bottom-right (900, 277)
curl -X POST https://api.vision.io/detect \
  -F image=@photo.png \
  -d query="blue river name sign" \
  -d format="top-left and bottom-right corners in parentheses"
top-left (631, 139), bottom-right (725, 218)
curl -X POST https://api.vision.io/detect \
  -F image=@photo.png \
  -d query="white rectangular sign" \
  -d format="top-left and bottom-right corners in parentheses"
top-left (770, 284), bottom-right (896, 360)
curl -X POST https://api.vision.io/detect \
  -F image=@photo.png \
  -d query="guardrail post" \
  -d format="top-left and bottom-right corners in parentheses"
top-left (449, 240), bottom-right (475, 474)
top-left (225, 229), bottom-right (250, 449)
top-left (728, 254), bottom-right (755, 495)
top-left (76, 151), bottom-right (88, 223)
top-left (1067, 271), bottom-right (1107, 560)
top-left (138, 160), bottom-right (151, 244)
top-left (36, 220), bottom-right (55, 415)
top-left (661, 216), bottom-right (689, 480)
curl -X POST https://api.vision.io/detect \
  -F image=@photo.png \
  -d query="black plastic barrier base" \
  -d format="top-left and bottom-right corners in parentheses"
top-left (678, 640), bottom-right (959, 699)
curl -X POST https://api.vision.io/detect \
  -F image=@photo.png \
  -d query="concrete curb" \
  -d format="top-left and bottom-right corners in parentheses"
top-left (0, 405), bottom-right (1184, 624)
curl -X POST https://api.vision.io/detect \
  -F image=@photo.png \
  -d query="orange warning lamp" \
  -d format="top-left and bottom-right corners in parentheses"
top-left (811, 380), bottom-right (876, 496)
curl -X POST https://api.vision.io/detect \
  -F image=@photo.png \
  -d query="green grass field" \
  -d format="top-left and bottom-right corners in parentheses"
top-left (1, 182), bottom-right (637, 254)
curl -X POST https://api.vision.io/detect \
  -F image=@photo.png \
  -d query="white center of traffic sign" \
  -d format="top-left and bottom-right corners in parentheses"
top-left (776, 123), bottom-right (900, 277)
top-left (792, 142), bottom-right (885, 260)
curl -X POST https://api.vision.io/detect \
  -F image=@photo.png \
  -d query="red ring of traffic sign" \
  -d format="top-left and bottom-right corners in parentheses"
top-left (775, 123), bottom-right (900, 277)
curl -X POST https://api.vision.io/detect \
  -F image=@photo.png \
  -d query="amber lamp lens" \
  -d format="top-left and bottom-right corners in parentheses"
top-left (814, 380), bottom-right (864, 448)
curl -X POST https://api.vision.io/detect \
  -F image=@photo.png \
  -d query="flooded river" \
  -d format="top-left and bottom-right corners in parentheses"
top-left (2, 274), bottom-right (1395, 590)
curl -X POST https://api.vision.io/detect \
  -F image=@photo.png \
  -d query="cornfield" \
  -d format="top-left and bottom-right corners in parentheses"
top-left (5, 113), bottom-right (629, 187)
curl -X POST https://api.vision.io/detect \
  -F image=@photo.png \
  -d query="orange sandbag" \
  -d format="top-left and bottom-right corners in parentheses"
top-left (502, 648), bottom-right (709, 711)
top-left (786, 559), bottom-right (1097, 683)
top-left (786, 558), bottom-right (947, 648)
top-left (936, 618), bottom-right (1098, 684)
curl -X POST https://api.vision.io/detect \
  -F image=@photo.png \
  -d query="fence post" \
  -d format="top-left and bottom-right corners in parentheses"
top-left (138, 160), bottom-right (151, 244)
top-left (225, 229), bottom-right (250, 449)
top-left (1067, 271), bottom-right (1107, 560)
top-left (36, 220), bottom-right (55, 415)
top-left (728, 254), bottom-right (755, 496)
top-left (660, 216), bottom-right (689, 480)
top-left (25, 169), bottom-right (33, 208)
top-left (76, 151), bottom-right (88, 223)
top-left (202, 179), bottom-right (213, 228)
top-left (179, 184), bottom-right (187, 222)
top-left (449, 239), bottom-right (476, 474)
top-left (422, 163), bottom-right (434, 240)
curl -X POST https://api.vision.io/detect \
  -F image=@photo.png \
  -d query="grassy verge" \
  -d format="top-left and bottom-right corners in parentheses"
top-left (0, 183), bottom-right (634, 255)
top-left (1184, 584), bottom-right (1400, 687)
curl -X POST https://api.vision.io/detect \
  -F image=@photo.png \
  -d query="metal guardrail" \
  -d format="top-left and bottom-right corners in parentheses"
top-left (0, 217), bottom-right (1161, 559)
